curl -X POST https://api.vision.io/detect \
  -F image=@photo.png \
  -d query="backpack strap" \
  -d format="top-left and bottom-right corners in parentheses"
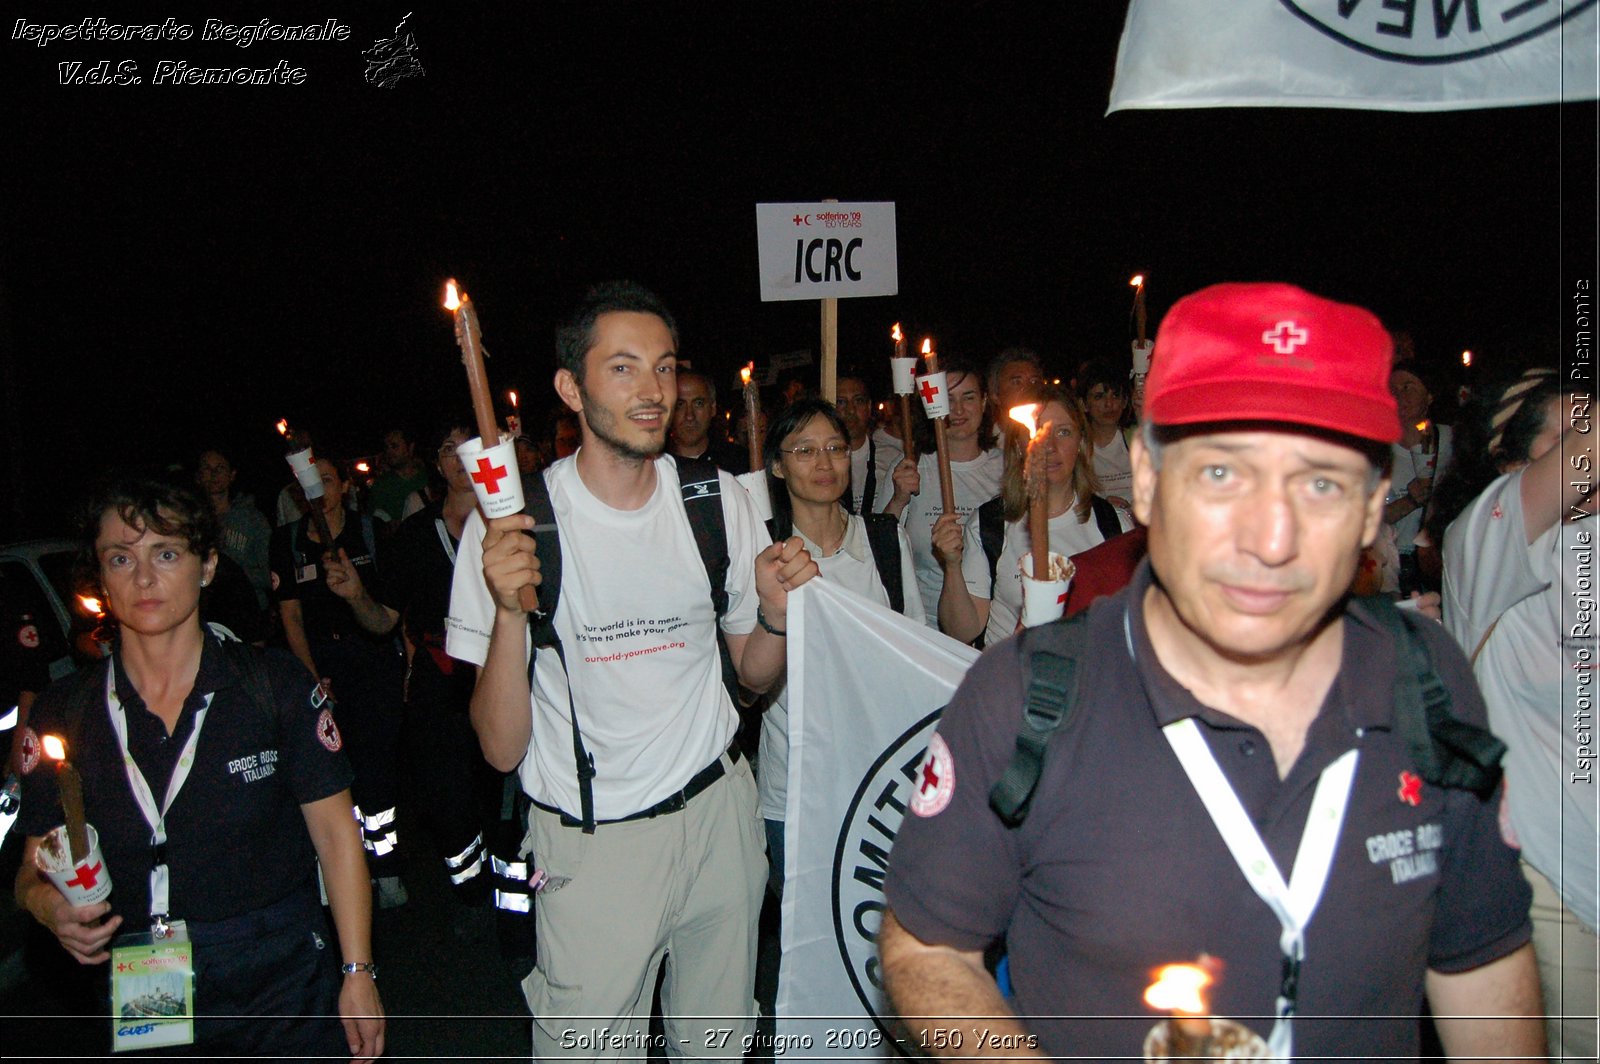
top-left (978, 496), bottom-right (1006, 597)
top-left (846, 436), bottom-right (879, 516)
top-left (988, 614), bottom-right (1089, 827)
top-left (676, 457), bottom-right (730, 618)
top-left (861, 513), bottom-right (904, 614)
top-left (1362, 597), bottom-right (1506, 800)
top-left (521, 470), bottom-right (562, 648)
top-left (1089, 496), bottom-right (1122, 543)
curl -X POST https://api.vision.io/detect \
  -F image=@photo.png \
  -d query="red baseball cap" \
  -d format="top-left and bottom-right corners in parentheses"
top-left (1146, 283), bottom-right (1399, 444)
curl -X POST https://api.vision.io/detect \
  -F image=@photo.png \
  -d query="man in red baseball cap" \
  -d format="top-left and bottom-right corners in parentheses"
top-left (882, 283), bottom-right (1542, 1060)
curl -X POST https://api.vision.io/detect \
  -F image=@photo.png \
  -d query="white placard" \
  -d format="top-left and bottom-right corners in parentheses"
top-left (755, 202), bottom-right (898, 302)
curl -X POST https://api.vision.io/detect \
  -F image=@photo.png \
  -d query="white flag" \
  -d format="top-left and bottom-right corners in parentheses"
top-left (1109, 0), bottom-right (1598, 113)
top-left (776, 579), bottom-right (980, 1054)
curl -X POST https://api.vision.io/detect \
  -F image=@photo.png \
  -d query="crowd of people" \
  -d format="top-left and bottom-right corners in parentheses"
top-left (1, 277), bottom-right (1591, 1061)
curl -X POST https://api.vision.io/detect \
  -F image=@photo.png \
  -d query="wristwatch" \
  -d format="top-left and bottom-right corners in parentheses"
top-left (341, 961), bottom-right (378, 980)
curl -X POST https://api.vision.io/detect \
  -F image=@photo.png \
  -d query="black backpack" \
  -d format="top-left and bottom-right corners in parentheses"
top-left (763, 511), bottom-right (904, 615)
top-left (988, 597), bottom-right (1508, 828)
top-left (519, 456), bottom-right (735, 833)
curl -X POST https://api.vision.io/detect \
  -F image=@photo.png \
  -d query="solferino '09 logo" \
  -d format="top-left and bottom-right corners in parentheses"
top-left (831, 709), bottom-right (943, 1054)
top-left (1279, 0), bottom-right (1596, 63)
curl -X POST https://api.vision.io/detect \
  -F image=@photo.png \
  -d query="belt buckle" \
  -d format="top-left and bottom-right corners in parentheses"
top-left (656, 792), bottom-right (687, 817)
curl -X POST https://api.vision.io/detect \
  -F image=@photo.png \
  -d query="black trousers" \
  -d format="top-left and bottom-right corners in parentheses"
top-left (312, 634), bottom-right (405, 876)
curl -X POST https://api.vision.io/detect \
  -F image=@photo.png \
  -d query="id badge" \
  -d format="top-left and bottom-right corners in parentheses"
top-left (110, 924), bottom-right (195, 1052)
top-left (295, 564), bottom-right (318, 584)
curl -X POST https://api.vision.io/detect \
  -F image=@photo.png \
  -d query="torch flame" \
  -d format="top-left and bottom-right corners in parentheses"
top-left (1130, 274), bottom-right (1145, 288)
top-left (78, 594), bottom-right (104, 617)
top-left (920, 338), bottom-right (932, 357)
top-left (1009, 403), bottom-right (1042, 437)
top-left (740, 363), bottom-right (753, 386)
top-left (891, 322), bottom-right (903, 343)
top-left (275, 418), bottom-right (289, 437)
top-left (443, 279), bottom-right (462, 311)
top-left (41, 734), bottom-right (66, 761)
top-left (509, 389), bottom-right (518, 407)
top-left (355, 461), bottom-right (370, 474)
top-left (1461, 350), bottom-right (1473, 367)
top-left (1416, 419), bottom-right (1430, 433)
top-left (1144, 964), bottom-right (1212, 1016)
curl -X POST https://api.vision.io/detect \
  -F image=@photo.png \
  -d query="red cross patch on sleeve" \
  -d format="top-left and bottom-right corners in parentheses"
top-left (909, 733), bottom-right (956, 818)
top-left (16, 624), bottom-right (40, 649)
top-left (17, 726), bottom-right (40, 775)
top-left (316, 708), bottom-right (343, 753)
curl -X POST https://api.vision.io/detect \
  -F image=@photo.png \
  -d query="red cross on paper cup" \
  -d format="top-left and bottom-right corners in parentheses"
top-left (456, 435), bottom-right (526, 519)
top-left (916, 372), bottom-right (950, 418)
top-left (35, 823), bottom-right (113, 905)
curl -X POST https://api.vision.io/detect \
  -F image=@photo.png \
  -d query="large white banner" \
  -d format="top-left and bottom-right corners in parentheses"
top-left (1108, 0), bottom-right (1598, 113)
top-left (755, 202), bottom-right (899, 302)
top-left (777, 579), bottom-right (980, 1055)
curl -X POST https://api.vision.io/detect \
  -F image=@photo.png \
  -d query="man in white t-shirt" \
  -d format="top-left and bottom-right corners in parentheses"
top-left (445, 281), bottom-right (817, 1060)
top-left (836, 373), bottom-right (901, 516)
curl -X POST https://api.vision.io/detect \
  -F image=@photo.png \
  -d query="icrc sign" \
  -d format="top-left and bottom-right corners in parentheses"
top-left (755, 202), bottom-right (898, 302)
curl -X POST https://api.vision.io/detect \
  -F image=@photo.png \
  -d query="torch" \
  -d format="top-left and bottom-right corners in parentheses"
top-left (275, 419), bottom-right (336, 549)
top-left (1130, 275), bottom-right (1153, 419)
top-left (40, 735), bottom-right (87, 862)
top-left (889, 323), bottom-right (919, 465)
top-left (444, 280), bottom-right (538, 613)
top-left (1009, 404), bottom-right (1052, 580)
top-left (918, 338), bottom-right (957, 515)
top-left (741, 363), bottom-right (762, 474)
top-left (1141, 957), bottom-right (1266, 1060)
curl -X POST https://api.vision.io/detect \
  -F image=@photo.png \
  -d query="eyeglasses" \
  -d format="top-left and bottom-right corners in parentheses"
top-left (778, 443), bottom-right (850, 463)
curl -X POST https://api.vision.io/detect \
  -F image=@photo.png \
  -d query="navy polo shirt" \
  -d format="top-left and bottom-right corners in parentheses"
top-left (885, 561), bottom-right (1532, 1060)
top-left (19, 636), bottom-right (353, 928)
top-left (268, 512), bottom-right (385, 643)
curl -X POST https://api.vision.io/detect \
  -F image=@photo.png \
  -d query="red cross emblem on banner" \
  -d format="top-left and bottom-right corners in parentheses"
top-left (918, 379), bottom-right (941, 405)
top-left (1262, 321), bottom-right (1309, 355)
top-left (472, 457), bottom-right (510, 495)
top-left (1397, 770), bottom-right (1423, 806)
top-left (66, 861), bottom-right (103, 890)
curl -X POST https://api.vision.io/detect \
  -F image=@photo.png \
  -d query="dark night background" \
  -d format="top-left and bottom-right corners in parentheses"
top-left (2, 2), bottom-right (1595, 539)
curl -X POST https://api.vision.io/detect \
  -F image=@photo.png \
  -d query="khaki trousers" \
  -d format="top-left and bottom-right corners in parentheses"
top-left (522, 755), bottom-right (766, 1062)
top-left (1525, 860), bottom-right (1598, 1063)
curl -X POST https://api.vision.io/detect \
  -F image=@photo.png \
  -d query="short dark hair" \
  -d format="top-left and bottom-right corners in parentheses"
top-left (763, 398), bottom-right (851, 541)
top-left (987, 347), bottom-right (1044, 399)
top-left (554, 280), bottom-right (679, 382)
top-left (1077, 359), bottom-right (1128, 400)
top-left (78, 474), bottom-right (218, 586)
top-left (676, 368), bottom-right (717, 408)
top-left (941, 356), bottom-right (997, 452)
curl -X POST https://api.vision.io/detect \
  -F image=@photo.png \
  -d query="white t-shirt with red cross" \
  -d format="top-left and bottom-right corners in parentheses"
top-left (899, 448), bottom-right (1003, 625)
top-left (446, 455), bottom-right (765, 821)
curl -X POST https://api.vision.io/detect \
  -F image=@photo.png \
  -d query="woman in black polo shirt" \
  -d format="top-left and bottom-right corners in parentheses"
top-left (13, 475), bottom-right (383, 1059)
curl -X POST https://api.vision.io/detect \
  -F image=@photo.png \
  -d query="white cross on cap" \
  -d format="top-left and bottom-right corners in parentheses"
top-left (1262, 321), bottom-right (1309, 355)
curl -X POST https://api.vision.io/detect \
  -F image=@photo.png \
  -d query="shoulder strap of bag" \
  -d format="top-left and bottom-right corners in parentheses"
top-left (1089, 496), bottom-right (1122, 543)
top-left (1361, 597), bottom-right (1506, 800)
top-left (861, 513), bottom-right (904, 614)
top-left (978, 496), bottom-right (1006, 596)
top-left (988, 613), bottom-right (1089, 828)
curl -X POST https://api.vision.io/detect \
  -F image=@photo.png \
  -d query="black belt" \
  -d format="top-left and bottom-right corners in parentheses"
top-left (535, 741), bottom-right (742, 829)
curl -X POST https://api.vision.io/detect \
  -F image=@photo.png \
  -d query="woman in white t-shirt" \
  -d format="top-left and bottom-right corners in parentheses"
top-left (881, 356), bottom-right (1003, 626)
top-left (757, 399), bottom-right (924, 891)
top-left (934, 385), bottom-right (1130, 645)
top-left (1079, 359), bottom-right (1134, 510)
top-left (1433, 368), bottom-right (1597, 1062)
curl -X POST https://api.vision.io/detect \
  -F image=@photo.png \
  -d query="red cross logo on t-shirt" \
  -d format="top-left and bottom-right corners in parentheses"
top-left (66, 861), bottom-right (103, 890)
top-left (918, 379), bottom-right (941, 405)
top-left (471, 457), bottom-right (510, 495)
top-left (1397, 770), bottom-right (1423, 807)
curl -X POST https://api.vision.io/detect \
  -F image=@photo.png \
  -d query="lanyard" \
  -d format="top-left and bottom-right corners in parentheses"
top-left (1126, 609), bottom-right (1358, 1060)
top-left (434, 517), bottom-right (457, 566)
top-left (104, 663), bottom-right (213, 933)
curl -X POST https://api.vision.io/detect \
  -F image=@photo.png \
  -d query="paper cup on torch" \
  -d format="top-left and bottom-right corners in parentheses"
top-left (890, 357), bottom-right (919, 395)
top-left (455, 436), bottom-right (525, 518)
top-left (916, 372), bottom-right (950, 418)
top-left (35, 823), bottom-right (112, 906)
top-left (284, 448), bottom-right (325, 501)
top-left (1020, 552), bottom-right (1074, 628)
top-left (1131, 340), bottom-right (1153, 375)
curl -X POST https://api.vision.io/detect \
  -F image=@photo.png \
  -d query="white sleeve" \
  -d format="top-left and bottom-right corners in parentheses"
top-left (444, 509), bottom-right (496, 667)
top-left (719, 469), bottom-right (772, 636)
top-left (896, 526), bottom-right (928, 626)
top-left (1442, 471), bottom-right (1546, 651)
top-left (959, 509), bottom-right (991, 603)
